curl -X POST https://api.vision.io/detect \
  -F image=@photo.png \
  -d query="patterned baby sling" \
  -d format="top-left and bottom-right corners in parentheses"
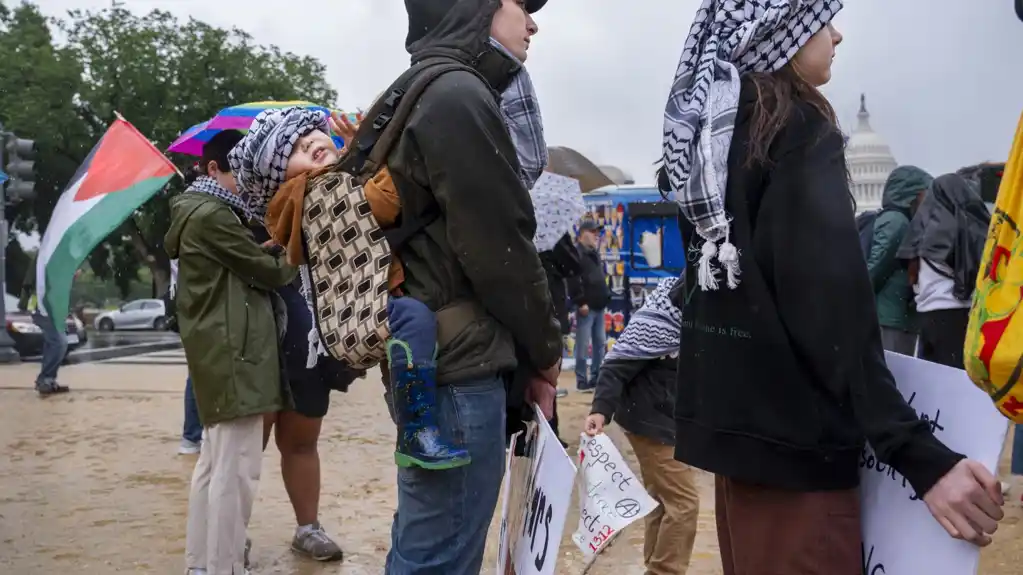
top-left (302, 59), bottom-right (477, 370)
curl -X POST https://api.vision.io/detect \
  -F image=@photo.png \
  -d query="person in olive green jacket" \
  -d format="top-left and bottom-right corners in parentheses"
top-left (866, 165), bottom-right (933, 355)
top-left (167, 130), bottom-right (297, 575)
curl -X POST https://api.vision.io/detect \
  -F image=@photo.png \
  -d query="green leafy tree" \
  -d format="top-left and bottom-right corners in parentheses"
top-left (0, 2), bottom-right (91, 296)
top-left (2, 1), bottom-right (336, 296)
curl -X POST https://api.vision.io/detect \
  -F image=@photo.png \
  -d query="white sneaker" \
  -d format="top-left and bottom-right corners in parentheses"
top-left (178, 439), bottom-right (201, 455)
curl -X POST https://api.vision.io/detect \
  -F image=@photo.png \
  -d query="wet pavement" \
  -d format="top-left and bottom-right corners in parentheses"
top-left (0, 359), bottom-right (1021, 574)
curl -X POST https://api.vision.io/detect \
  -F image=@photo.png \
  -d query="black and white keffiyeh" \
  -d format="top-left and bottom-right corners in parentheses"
top-left (662, 0), bottom-right (842, 291)
top-left (227, 106), bottom-right (330, 219)
top-left (188, 175), bottom-right (251, 221)
top-left (490, 37), bottom-right (549, 190)
top-left (227, 106), bottom-right (331, 369)
top-left (606, 277), bottom-right (682, 362)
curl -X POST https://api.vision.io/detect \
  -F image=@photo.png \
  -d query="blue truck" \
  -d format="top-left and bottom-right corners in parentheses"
top-left (565, 185), bottom-right (685, 362)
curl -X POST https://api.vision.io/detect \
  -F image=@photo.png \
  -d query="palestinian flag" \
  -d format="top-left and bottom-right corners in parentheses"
top-left (36, 118), bottom-right (177, 328)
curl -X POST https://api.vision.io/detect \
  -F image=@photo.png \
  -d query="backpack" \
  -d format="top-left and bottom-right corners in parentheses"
top-left (856, 209), bottom-right (882, 259)
top-left (302, 59), bottom-right (479, 370)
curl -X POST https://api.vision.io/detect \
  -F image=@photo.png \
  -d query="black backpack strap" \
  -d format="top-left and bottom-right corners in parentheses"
top-left (340, 59), bottom-right (481, 249)
top-left (341, 59), bottom-right (481, 177)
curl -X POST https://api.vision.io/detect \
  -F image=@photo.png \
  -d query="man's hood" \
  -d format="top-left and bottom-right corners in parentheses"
top-left (404, 0), bottom-right (546, 66)
top-left (881, 165), bottom-right (933, 213)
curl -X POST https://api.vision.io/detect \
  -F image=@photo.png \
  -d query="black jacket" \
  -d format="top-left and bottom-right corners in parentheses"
top-left (541, 234), bottom-right (582, 334)
top-left (570, 244), bottom-right (610, 310)
top-left (673, 79), bottom-right (962, 495)
top-left (896, 174), bottom-right (990, 301)
top-left (591, 357), bottom-right (676, 445)
top-left (388, 0), bottom-right (562, 384)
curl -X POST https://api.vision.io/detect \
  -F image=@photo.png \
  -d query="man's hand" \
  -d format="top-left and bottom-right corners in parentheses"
top-left (539, 359), bottom-right (561, 386)
top-left (584, 413), bottom-right (606, 436)
top-left (526, 376), bottom-right (557, 420)
top-left (577, 304), bottom-right (590, 317)
top-left (923, 459), bottom-right (1004, 546)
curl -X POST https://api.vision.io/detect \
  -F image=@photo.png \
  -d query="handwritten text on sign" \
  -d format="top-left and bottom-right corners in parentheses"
top-left (859, 352), bottom-right (1007, 575)
top-left (508, 405), bottom-right (577, 575)
top-left (572, 433), bottom-right (658, 565)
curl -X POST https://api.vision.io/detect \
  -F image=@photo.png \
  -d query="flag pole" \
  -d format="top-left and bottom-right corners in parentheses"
top-left (113, 110), bottom-right (185, 179)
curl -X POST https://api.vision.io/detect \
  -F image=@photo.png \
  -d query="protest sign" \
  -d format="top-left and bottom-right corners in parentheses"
top-left (497, 405), bottom-right (577, 575)
top-left (860, 352), bottom-right (1008, 575)
top-left (571, 433), bottom-right (658, 569)
top-left (497, 430), bottom-right (523, 575)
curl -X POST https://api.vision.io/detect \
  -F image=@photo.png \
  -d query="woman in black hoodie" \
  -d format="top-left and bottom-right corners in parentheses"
top-left (659, 1), bottom-right (1003, 573)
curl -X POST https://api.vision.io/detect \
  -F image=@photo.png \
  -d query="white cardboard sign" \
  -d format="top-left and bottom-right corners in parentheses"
top-left (497, 405), bottom-right (578, 575)
top-left (860, 352), bottom-right (1009, 575)
top-left (571, 433), bottom-right (658, 567)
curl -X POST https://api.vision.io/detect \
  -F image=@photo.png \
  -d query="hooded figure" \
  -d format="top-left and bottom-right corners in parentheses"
top-left (386, 1), bottom-right (562, 573)
top-left (390, 0), bottom-right (562, 387)
top-left (898, 173), bottom-right (991, 301)
top-left (866, 166), bottom-right (933, 353)
top-left (898, 173), bottom-right (990, 368)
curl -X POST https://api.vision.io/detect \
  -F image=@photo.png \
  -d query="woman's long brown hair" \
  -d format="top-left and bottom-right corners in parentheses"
top-left (744, 63), bottom-right (839, 168)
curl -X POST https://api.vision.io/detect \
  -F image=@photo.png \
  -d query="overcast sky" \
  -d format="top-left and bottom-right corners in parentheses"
top-left (30, 0), bottom-right (1023, 184)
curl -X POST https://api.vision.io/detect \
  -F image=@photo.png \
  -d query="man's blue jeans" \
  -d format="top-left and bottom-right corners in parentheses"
top-left (574, 309), bottom-right (606, 388)
top-left (183, 376), bottom-right (202, 443)
top-left (385, 377), bottom-right (506, 575)
top-left (1012, 424), bottom-right (1023, 476)
top-left (32, 312), bottom-right (67, 384)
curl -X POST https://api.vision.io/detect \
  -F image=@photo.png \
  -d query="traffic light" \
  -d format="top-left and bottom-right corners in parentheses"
top-left (4, 135), bottom-right (36, 202)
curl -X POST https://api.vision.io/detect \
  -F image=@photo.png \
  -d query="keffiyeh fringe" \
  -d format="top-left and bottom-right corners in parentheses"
top-left (299, 265), bottom-right (328, 369)
top-left (661, 0), bottom-right (842, 290)
top-left (490, 38), bottom-right (549, 190)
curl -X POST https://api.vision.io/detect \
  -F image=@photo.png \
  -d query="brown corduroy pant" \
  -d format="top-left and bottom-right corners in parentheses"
top-left (715, 475), bottom-right (862, 575)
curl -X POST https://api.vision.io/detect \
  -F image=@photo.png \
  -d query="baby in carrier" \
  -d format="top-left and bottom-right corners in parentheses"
top-left (229, 105), bottom-right (469, 470)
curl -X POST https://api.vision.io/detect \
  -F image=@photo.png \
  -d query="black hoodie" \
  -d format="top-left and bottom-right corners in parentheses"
top-left (389, 0), bottom-right (562, 385)
top-left (672, 79), bottom-right (963, 495)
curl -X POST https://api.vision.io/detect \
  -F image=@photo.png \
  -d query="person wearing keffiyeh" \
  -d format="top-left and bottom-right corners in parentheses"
top-left (227, 106), bottom-right (362, 562)
top-left (167, 130), bottom-right (297, 575)
top-left (583, 277), bottom-right (697, 575)
top-left (659, 2), bottom-right (1004, 570)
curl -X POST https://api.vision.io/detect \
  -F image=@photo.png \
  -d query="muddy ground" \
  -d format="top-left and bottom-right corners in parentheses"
top-left (0, 359), bottom-right (1021, 574)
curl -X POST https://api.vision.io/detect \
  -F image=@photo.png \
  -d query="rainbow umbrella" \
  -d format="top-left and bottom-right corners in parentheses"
top-left (168, 101), bottom-right (358, 156)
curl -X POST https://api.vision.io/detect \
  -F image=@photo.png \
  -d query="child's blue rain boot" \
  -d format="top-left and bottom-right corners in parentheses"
top-left (387, 298), bottom-right (470, 470)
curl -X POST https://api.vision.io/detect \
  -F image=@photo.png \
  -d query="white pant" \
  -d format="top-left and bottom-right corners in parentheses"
top-left (185, 415), bottom-right (263, 574)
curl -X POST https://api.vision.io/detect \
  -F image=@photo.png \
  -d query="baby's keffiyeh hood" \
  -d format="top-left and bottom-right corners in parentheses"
top-left (661, 0), bottom-right (843, 291)
top-left (227, 106), bottom-right (330, 219)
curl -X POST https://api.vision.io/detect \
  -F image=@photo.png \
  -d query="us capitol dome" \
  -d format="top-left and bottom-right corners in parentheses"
top-left (845, 94), bottom-right (897, 213)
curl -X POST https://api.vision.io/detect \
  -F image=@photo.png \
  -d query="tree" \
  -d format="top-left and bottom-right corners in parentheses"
top-left (0, 2), bottom-right (91, 296)
top-left (1, 1), bottom-right (337, 296)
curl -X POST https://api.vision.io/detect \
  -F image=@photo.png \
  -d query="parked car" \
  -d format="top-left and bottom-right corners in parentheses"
top-left (5, 293), bottom-right (82, 357)
top-left (93, 299), bottom-right (168, 331)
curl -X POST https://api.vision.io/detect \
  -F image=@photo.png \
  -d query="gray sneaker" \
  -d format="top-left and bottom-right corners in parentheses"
top-left (291, 522), bottom-right (343, 562)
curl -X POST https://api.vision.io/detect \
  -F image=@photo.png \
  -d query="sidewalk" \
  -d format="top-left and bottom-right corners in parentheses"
top-left (0, 361), bottom-right (1020, 574)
